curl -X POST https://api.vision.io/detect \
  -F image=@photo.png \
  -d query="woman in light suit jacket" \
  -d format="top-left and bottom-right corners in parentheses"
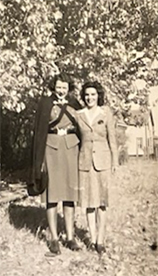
top-left (77, 81), bottom-right (118, 254)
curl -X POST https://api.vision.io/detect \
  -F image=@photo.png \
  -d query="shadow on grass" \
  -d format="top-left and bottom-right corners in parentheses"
top-left (8, 203), bottom-right (64, 239)
top-left (8, 203), bottom-right (88, 246)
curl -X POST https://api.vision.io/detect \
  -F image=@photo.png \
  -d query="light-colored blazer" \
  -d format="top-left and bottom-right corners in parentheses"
top-left (77, 106), bottom-right (118, 171)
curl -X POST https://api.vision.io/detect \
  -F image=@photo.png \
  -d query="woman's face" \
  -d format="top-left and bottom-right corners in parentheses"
top-left (84, 87), bottom-right (98, 108)
top-left (55, 80), bottom-right (69, 99)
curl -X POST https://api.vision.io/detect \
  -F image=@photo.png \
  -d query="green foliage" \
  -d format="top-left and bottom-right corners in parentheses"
top-left (1, 97), bottom-right (38, 171)
top-left (1, 0), bottom-right (158, 111)
top-left (1, 0), bottom-right (158, 170)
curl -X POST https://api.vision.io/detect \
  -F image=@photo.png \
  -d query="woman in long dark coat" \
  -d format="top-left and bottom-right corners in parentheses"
top-left (32, 72), bottom-right (81, 255)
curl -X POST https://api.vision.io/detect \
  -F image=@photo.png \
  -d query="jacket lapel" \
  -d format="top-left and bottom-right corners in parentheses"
top-left (79, 110), bottom-right (93, 130)
top-left (79, 107), bottom-right (105, 128)
top-left (91, 107), bottom-right (104, 126)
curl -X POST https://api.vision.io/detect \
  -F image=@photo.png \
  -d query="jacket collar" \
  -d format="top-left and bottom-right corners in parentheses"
top-left (79, 107), bottom-right (104, 129)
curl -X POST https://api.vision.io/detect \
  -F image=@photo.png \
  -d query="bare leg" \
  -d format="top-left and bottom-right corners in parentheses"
top-left (46, 203), bottom-right (61, 255)
top-left (63, 201), bottom-right (74, 241)
top-left (47, 203), bottom-right (58, 240)
top-left (63, 201), bottom-right (81, 251)
top-left (86, 208), bottom-right (97, 244)
top-left (97, 206), bottom-right (106, 244)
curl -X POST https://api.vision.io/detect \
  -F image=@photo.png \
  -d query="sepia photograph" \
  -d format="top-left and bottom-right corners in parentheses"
top-left (1, 0), bottom-right (158, 275)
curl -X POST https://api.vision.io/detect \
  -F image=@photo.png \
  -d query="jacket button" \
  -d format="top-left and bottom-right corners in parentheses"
top-left (93, 150), bottom-right (95, 153)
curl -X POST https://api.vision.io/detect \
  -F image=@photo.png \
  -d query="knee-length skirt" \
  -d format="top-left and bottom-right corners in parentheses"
top-left (44, 135), bottom-right (79, 203)
top-left (79, 164), bottom-right (111, 208)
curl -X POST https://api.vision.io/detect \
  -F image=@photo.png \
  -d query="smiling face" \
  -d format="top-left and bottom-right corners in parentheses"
top-left (84, 87), bottom-right (98, 108)
top-left (55, 80), bottom-right (69, 99)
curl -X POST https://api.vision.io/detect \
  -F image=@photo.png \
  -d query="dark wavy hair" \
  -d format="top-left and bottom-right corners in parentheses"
top-left (48, 72), bottom-right (75, 93)
top-left (80, 81), bottom-right (105, 106)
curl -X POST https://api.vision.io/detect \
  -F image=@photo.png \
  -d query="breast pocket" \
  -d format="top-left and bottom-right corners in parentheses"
top-left (95, 120), bottom-right (107, 136)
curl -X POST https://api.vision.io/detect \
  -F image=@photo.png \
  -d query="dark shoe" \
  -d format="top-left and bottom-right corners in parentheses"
top-left (49, 240), bottom-right (61, 255)
top-left (87, 242), bottom-right (96, 252)
top-left (66, 239), bottom-right (81, 251)
top-left (96, 244), bottom-right (106, 255)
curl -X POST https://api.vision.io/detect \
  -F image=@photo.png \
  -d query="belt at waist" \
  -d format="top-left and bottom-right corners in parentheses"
top-left (48, 127), bottom-right (76, 136)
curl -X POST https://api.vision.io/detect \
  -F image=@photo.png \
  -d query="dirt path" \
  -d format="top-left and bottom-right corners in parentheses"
top-left (0, 159), bottom-right (158, 276)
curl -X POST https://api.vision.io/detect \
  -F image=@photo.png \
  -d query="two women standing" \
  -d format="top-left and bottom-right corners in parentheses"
top-left (32, 73), bottom-right (118, 256)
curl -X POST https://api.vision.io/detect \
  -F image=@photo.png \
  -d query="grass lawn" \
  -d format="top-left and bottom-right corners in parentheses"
top-left (0, 159), bottom-right (158, 276)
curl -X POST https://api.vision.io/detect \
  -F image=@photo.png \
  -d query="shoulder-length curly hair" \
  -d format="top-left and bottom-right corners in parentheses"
top-left (80, 81), bottom-right (105, 106)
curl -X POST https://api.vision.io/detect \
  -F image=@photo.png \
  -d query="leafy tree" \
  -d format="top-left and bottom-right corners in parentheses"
top-left (1, 0), bottom-right (158, 170)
